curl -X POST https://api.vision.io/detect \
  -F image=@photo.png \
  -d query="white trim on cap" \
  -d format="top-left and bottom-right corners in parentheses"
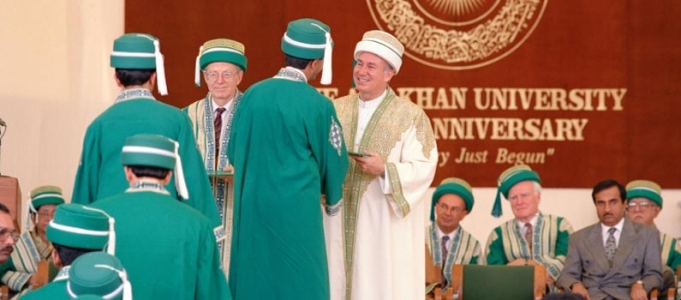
top-left (48, 221), bottom-right (109, 236)
top-left (31, 193), bottom-right (64, 201)
top-left (67, 280), bottom-right (125, 300)
top-left (629, 186), bottom-right (660, 194)
top-left (202, 47), bottom-right (244, 55)
top-left (122, 145), bottom-right (175, 158)
top-left (363, 38), bottom-right (403, 58)
top-left (355, 40), bottom-right (403, 73)
top-left (283, 33), bottom-right (326, 48)
top-left (110, 51), bottom-right (156, 58)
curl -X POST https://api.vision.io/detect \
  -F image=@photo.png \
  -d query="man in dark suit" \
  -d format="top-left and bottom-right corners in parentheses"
top-left (556, 179), bottom-right (663, 300)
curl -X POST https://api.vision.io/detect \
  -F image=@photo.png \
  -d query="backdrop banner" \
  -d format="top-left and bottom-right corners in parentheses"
top-left (125, 0), bottom-right (681, 188)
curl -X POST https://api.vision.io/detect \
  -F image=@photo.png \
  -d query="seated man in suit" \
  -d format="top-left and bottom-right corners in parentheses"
top-left (426, 177), bottom-right (481, 295)
top-left (484, 165), bottom-right (573, 287)
top-left (625, 180), bottom-right (681, 295)
top-left (557, 179), bottom-right (663, 300)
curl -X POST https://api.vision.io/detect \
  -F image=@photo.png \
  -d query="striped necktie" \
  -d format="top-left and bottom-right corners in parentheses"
top-left (214, 107), bottom-right (226, 157)
top-left (525, 223), bottom-right (533, 252)
top-left (441, 235), bottom-right (450, 286)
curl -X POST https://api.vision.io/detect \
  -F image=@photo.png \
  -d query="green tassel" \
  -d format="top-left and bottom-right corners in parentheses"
top-left (491, 189), bottom-right (502, 218)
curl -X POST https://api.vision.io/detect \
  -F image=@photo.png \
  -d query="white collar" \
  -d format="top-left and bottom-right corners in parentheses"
top-left (358, 89), bottom-right (387, 109)
top-left (284, 66), bottom-right (308, 82)
top-left (516, 214), bottom-right (538, 229)
top-left (601, 217), bottom-right (625, 235)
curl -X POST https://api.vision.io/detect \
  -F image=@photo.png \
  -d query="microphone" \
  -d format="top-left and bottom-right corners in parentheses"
top-left (0, 118), bottom-right (5, 126)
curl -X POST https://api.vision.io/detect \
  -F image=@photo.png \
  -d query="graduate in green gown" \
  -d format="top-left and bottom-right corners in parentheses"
top-left (227, 18), bottom-right (349, 300)
top-left (71, 33), bottom-right (224, 241)
top-left (91, 134), bottom-right (231, 300)
top-left (65, 252), bottom-right (131, 300)
top-left (20, 203), bottom-right (115, 300)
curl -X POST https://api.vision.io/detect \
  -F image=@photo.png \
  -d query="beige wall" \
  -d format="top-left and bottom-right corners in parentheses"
top-left (0, 1), bottom-right (678, 243)
top-left (0, 0), bottom-right (123, 219)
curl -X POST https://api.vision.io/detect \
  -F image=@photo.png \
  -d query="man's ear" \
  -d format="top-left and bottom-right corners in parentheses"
top-left (52, 249), bottom-right (62, 268)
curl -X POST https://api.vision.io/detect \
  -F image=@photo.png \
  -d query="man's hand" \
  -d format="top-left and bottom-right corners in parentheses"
top-left (507, 258), bottom-right (528, 266)
top-left (223, 165), bottom-right (234, 173)
top-left (629, 281), bottom-right (647, 300)
top-left (570, 282), bottom-right (590, 300)
top-left (350, 150), bottom-right (384, 176)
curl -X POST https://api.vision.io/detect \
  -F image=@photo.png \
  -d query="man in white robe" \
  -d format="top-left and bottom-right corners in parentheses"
top-left (325, 30), bottom-right (438, 300)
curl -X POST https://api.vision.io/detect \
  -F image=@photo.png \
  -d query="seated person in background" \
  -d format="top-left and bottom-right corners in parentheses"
top-left (426, 177), bottom-right (481, 295)
top-left (0, 203), bottom-right (17, 266)
top-left (484, 165), bottom-right (573, 287)
top-left (556, 179), bottom-right (663, 300)
top-left (66, 252), bottom-right (131, 300)
top-left (20, 203), bottom-right (115, 299)
top-left (625, 180), bottom-right (681, 295)
top-left (543, 292), bottom-right (587, 300)
top-left (2, 186), bottom-right (64, 293)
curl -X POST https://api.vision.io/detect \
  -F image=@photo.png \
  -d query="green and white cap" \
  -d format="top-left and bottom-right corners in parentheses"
top-left (47, 204), bottom-right (116, 255)
top-left (121, 134), bottom-right (188, 199)
top-left (281, 18), bottom-right (333, 85)
top-left (195, 38), bottom-right (247, 87)
top-left (25, 185), bottom-right (65, 232)
top-left (68, 252), bottom-right (131, 300)
top-left (110, 33), bottom-right (168, 95)
top-left (626, 180), bottom-right (663, 208)
top-left (430, 177), bottom-right (474, 222)
top-left (354, 30), bottom-right (405, 74)
top-left (492, 165), bottom-right (541, 218)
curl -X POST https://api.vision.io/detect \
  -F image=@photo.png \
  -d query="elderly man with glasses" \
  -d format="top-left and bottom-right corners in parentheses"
top-left (183, 38), bottom-right (247, 277)
top-left (625, 180), bottom-right (681, 297)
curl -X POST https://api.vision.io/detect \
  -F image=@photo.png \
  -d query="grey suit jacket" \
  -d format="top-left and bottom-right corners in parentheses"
top-left (556, 219), bottom-right (663, 300)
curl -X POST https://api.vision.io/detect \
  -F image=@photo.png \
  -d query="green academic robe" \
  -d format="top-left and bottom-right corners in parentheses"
top-left (71, 89), bottom-right (224, 239)
top-left (426, 224), bottom-right (481, 292)
top-left (484, 213), bottom-right (573, 280)
top-left (227, 68), bottom-right (349, 299)
top-left (91, 183), bottom-right (231, 300)
top-left (661, 232), bottom-right (681, 270)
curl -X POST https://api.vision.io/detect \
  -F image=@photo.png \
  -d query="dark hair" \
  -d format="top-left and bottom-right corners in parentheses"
top-left (0, 203), bottom-right (9, 214)
top-left (53, 243), bottom-right (96, 266)
top-left (284, 54), bottom-right (314, 70)
top-left (115, 69), bottom-right (155, 86)
top-left (543, 293), bottom-right (587, 300)
top-left (591, 179), bottom-right (626, 203)
top-left (129, 165), bottom-right (170, 179)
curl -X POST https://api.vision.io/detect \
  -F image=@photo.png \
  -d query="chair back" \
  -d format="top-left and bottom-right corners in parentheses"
top-left (450, 264), bottom-right (546, 300)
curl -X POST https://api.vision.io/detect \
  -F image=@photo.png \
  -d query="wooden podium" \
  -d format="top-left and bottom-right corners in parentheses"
top-left (0, 176), bottom-right (22, 225)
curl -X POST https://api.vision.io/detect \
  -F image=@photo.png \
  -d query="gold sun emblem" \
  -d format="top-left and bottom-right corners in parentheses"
top-left (366, 0), bottom-right (548, 70)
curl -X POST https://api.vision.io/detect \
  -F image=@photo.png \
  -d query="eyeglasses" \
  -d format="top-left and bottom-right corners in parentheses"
top-left (627, 202), bottom-right (653, 210)
top-left (203, 71), bottom-right (240, 82)
top-left (0, 227), bottom-right (19, 241)
top-left (37, 211), bottom-right (55, 219)
top-left (438, 203), bottom-right (465, 213)
top-left (508, 192), bottom-right (534, 202)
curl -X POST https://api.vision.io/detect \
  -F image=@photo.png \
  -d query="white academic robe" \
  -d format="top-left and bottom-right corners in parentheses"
top-left (325, 88), bottom-right (438, 300)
